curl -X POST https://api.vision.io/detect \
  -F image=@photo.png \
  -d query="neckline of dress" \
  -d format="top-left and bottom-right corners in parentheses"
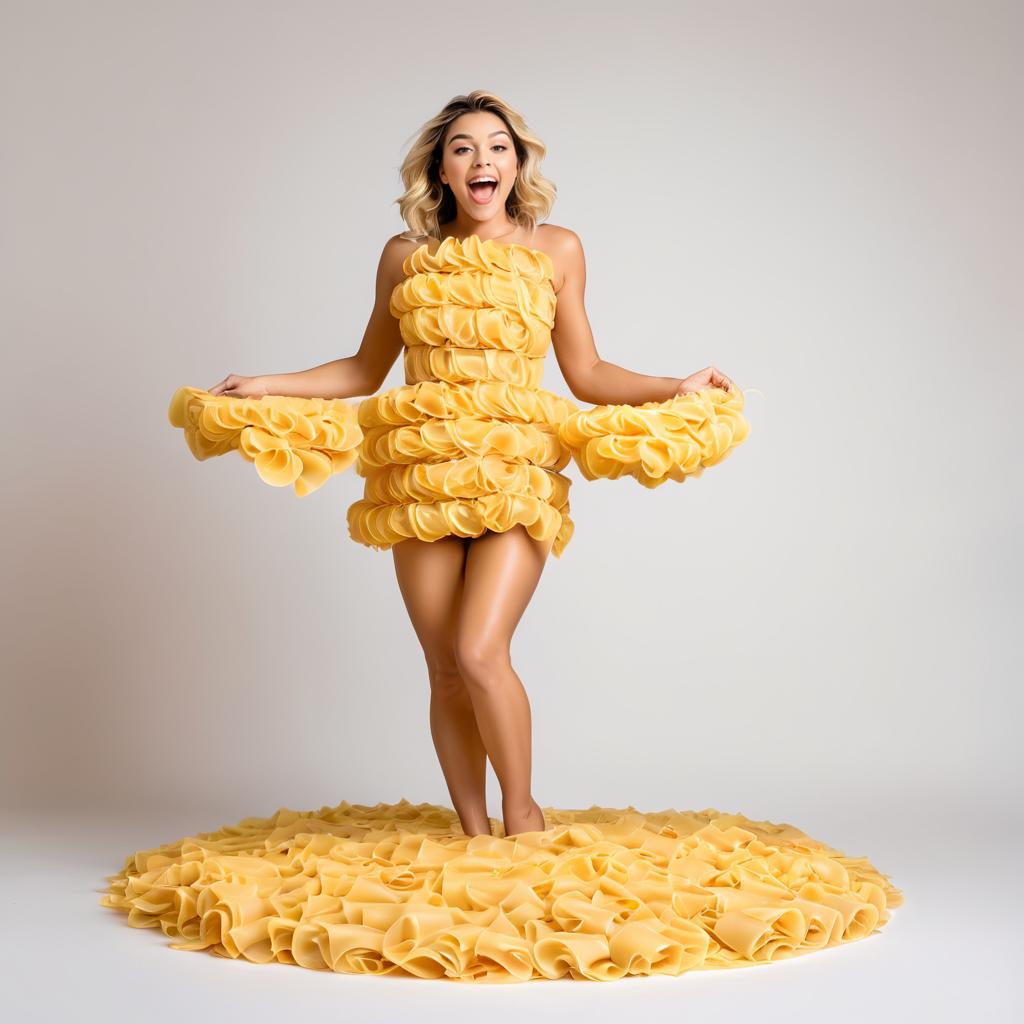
top-left (409, 233), bottom-right (554, 285)
top-left (413, 233), bottom-right (548, 261)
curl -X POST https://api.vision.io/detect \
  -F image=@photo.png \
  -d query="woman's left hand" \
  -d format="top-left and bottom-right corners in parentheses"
top-left (675, 365), bottom-right (736, 396)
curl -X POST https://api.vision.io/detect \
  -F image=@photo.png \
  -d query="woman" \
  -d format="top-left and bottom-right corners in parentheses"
top-left (205, 91), bottom-right (737, 839)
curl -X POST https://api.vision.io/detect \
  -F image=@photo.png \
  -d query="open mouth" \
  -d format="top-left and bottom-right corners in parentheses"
top-left (468, 178), bottom-right (498, 203)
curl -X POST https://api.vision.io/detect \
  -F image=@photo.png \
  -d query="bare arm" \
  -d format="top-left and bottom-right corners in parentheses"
top-left (548, 229), bottom-right (736, 404)
top-left (213, 236), bottom-right (410, 400)
top-left (548, 229), bottom-right (684, 406)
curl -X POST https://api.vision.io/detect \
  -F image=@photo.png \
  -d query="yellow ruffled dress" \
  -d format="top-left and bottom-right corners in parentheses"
top-left (167, 234), bottom-right (751, 557)
top-left (116, 236), bottom-right (902, 982)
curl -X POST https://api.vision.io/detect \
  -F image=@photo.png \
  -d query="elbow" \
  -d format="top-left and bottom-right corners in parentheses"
top-left (569, 384), bottom-right (594, 405)
top-left (567, 360), bottom-right (602, 405)
top-left (355, 375), bottom-right (383, 398)
top-left (347, 358), bottom-right (383, 398)
top-left (359, 368), bottom-right (383, 396)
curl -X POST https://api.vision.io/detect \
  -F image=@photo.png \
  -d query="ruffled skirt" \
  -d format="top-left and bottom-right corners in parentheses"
top-left (168, 384), bottom-right (750, 558)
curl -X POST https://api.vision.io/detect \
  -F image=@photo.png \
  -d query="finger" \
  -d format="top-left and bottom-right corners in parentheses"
top-left (711, 368), bottom-right (731, 392)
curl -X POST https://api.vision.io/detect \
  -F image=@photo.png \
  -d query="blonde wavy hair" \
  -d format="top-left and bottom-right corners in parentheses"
top-left (395, 90), bottom-right (557, 240)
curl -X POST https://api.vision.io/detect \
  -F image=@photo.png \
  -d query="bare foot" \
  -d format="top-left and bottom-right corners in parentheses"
top-left (503, 798), bottom-right (546, 836)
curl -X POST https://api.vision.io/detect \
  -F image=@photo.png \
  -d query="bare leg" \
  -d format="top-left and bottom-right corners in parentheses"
top-left (391, 534), bottom-right (491, 837)
top-left (455, 524), bottom-right (555, 836)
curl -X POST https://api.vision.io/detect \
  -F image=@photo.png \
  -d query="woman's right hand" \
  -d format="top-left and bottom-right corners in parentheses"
top-left (207, 374), bottom-right (269, 398)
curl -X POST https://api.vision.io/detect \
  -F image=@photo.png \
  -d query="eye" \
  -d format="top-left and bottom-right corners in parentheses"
top-left (493, 145), bottom-right (507, 152)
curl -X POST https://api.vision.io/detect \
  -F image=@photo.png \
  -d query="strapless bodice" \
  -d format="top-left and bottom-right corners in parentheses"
top-left (388, 234), bottom-right (558, 391)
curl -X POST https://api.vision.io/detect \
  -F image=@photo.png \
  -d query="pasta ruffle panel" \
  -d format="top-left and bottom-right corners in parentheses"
top-left (359, 380), bottom-right (578, 429)
top-left (348, 491), bottom-right (573, 557)
top-left (395, 304), bottom-right (549, 358)
top-left (558, 387), bottom-right (751, 488)
top-left (356, 417), bottom-right (569, 470)
top-left (390, 271), bottom-right (555, 330)
top-left (403, 345), bottom-right (545, 389)
top-left (403, 234), bottom-right (555, 286)
top-left (167, 386), bottom-right (363, 496)
top-left (360, 455), bottom-right (571, 506)
top-left (99, 799), bottom-right (902, 982)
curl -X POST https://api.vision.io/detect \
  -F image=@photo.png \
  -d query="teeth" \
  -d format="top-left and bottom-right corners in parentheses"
top-left (469, 177), bottom-right (497, 185)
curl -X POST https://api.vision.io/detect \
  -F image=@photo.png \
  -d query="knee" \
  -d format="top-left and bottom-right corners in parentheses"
top-left (454, 636), bottom-right (511, 688)
top-left (424, 657), bottom-right (468, 700)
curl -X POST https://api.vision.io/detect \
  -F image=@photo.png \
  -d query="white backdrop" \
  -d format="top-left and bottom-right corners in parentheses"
top-left (2, 1), bottom-right (1019, 1018)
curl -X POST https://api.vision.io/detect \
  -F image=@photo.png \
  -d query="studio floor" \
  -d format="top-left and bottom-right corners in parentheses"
top-left (4, 796), bottom-right (1018, 1022)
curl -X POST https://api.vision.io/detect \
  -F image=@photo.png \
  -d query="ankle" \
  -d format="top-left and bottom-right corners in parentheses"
top-left (458, 817), bottom-right (490, 835)
top-left (501, 797), bottom-right (545, 832)
top-left (501, 795), bottom-right (537, 815)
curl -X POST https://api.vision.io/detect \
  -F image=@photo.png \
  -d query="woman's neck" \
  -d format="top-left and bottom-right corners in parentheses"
top-left (437, 219), bottom-right (531, 246)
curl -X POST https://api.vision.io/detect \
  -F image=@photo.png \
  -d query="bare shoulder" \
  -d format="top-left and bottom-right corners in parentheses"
top-left (387, 230), bottom-right (430, 259)
top-left (376, 231), bottom-right (428, 286)
top-left (535, 224), bottom-right (584, 292)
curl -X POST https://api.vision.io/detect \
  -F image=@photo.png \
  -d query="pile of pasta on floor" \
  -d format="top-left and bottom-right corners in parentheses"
top-left (100, 797), bottom-right (902, 983)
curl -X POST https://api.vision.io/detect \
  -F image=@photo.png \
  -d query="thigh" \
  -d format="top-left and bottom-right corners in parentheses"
top-left (456, 525), bottom-right (554, 657)
top-left (391, 535), bottom-right (469, 670)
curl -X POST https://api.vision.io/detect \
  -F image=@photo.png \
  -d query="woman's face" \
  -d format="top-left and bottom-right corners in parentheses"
top-left (438, 111), bottom-right (519, 226)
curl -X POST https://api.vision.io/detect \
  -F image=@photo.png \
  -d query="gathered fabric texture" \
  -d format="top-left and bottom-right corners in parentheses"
top-left (168, 234), bottom-right (750, 556)
top-left (167, 387), bottom-right (363, 498)
top-left (99, 798), bottom-right (902, 983)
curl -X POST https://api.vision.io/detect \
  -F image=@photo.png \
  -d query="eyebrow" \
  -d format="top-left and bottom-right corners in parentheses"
top-left (447, 130), bottom-right (511, 146)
